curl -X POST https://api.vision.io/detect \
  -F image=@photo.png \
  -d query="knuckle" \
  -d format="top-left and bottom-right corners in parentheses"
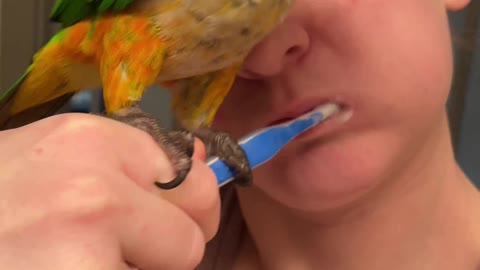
top-left (27, 114), bottom-right (115, 162)
top-left (53, 174), bottom-right (123, 224)
top-left (49, 114), bottom-right (111, 142)
top-left (48, 114), bottom-right (158, 153)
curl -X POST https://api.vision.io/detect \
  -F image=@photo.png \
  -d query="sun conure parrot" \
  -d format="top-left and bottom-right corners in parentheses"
top-left (0, 0), bottom-right (294, 189)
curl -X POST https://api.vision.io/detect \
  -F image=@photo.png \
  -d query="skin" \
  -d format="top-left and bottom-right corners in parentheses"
top-left (0, 113), bottom-right (220, 270)
top-left (0, 0), bottom-right (478, 269)
top-left (210, 0), bottom-right (480, 269)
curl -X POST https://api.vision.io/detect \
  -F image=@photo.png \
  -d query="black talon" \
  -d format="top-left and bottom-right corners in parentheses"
top-left (107, 106), bottom-right (196, 190)
top-left (154, 167), bottom-right (190, 189)
top-left (154, 130), bottom-right (195, 189)
top-left (194, 127), bottom-right (253, 186)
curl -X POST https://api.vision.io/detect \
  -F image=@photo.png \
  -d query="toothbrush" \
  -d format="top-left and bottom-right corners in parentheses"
top-left (207, 103), bottom-right (340, 187)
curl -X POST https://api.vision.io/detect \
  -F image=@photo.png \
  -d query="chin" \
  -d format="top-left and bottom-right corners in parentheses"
top-left (250, 130), bottom-right (404, 212)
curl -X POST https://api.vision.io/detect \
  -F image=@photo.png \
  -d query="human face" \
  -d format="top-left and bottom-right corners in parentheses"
top-left (212, 0), bottom-right (471, 211)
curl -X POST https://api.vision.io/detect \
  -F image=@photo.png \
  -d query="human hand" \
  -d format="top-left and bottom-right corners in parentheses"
top-left (0, 113), bottom-right (220, 270)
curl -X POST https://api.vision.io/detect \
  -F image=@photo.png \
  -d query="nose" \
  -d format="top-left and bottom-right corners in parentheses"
top-left (239, 20), bottom-right (310, 79)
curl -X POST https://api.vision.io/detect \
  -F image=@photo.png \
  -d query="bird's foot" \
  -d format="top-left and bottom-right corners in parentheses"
top-left (109, 106), bottom-right (194, 189)
top-left (194, 127), bottom-right (252, 186)
top-left (109, 106), bottom-right (252, 189)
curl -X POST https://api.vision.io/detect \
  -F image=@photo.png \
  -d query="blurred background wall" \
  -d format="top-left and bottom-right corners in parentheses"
top-left (1, 0), bottom-right (479, 186)
top-left (448, 1), bottom-right (480, 187)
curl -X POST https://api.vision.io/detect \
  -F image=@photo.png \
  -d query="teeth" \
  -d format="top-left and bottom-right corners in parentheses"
top-left (336, 109), bottom-right (353, 123)
top-left (312, 103), bottom-right (341, 118)
top-left (310, 103), bottom-right (353, 124)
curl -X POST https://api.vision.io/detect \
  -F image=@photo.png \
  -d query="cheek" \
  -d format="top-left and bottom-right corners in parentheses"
top-left (352, 1), bottom-right (453, 119)
top-left (251, 131), bottom-right (406, 210)
top-left (279, 2), bottom-right (454, 143)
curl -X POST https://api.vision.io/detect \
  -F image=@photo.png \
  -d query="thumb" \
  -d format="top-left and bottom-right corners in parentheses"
top-left (193, 138), bottom-right (207, 161)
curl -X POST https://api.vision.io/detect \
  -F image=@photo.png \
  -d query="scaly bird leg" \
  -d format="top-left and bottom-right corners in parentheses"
top-left (168, 65), bottom-right (253, 186)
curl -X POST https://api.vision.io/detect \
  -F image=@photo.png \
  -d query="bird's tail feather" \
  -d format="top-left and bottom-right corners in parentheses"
top-left (0, 71), bottom-right (74, 130)
top-left (0, 55), bottom-right (87, 130)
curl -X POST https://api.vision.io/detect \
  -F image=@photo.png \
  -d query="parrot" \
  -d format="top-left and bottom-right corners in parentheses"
top-left (0, 0), bottom-right (294, 190)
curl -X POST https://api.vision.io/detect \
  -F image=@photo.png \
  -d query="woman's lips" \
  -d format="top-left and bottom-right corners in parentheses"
top-left (267, 98), bottom-right (347, 126)
top-left (265, 100), bottom-right (353, 141)
top-left (294, 107), bottom-right (353, 141)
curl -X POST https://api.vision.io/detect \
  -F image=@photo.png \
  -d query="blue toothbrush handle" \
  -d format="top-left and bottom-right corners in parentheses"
top-left (207, 111), bottom-right (325, 186)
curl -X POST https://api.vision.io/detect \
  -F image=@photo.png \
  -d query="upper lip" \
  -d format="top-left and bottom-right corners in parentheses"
top-left (266, 97), bottom-right (343, 126)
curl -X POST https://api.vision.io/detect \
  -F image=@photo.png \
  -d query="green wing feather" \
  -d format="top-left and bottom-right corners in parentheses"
top-left (50, 0), bottom-right (136, 27)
